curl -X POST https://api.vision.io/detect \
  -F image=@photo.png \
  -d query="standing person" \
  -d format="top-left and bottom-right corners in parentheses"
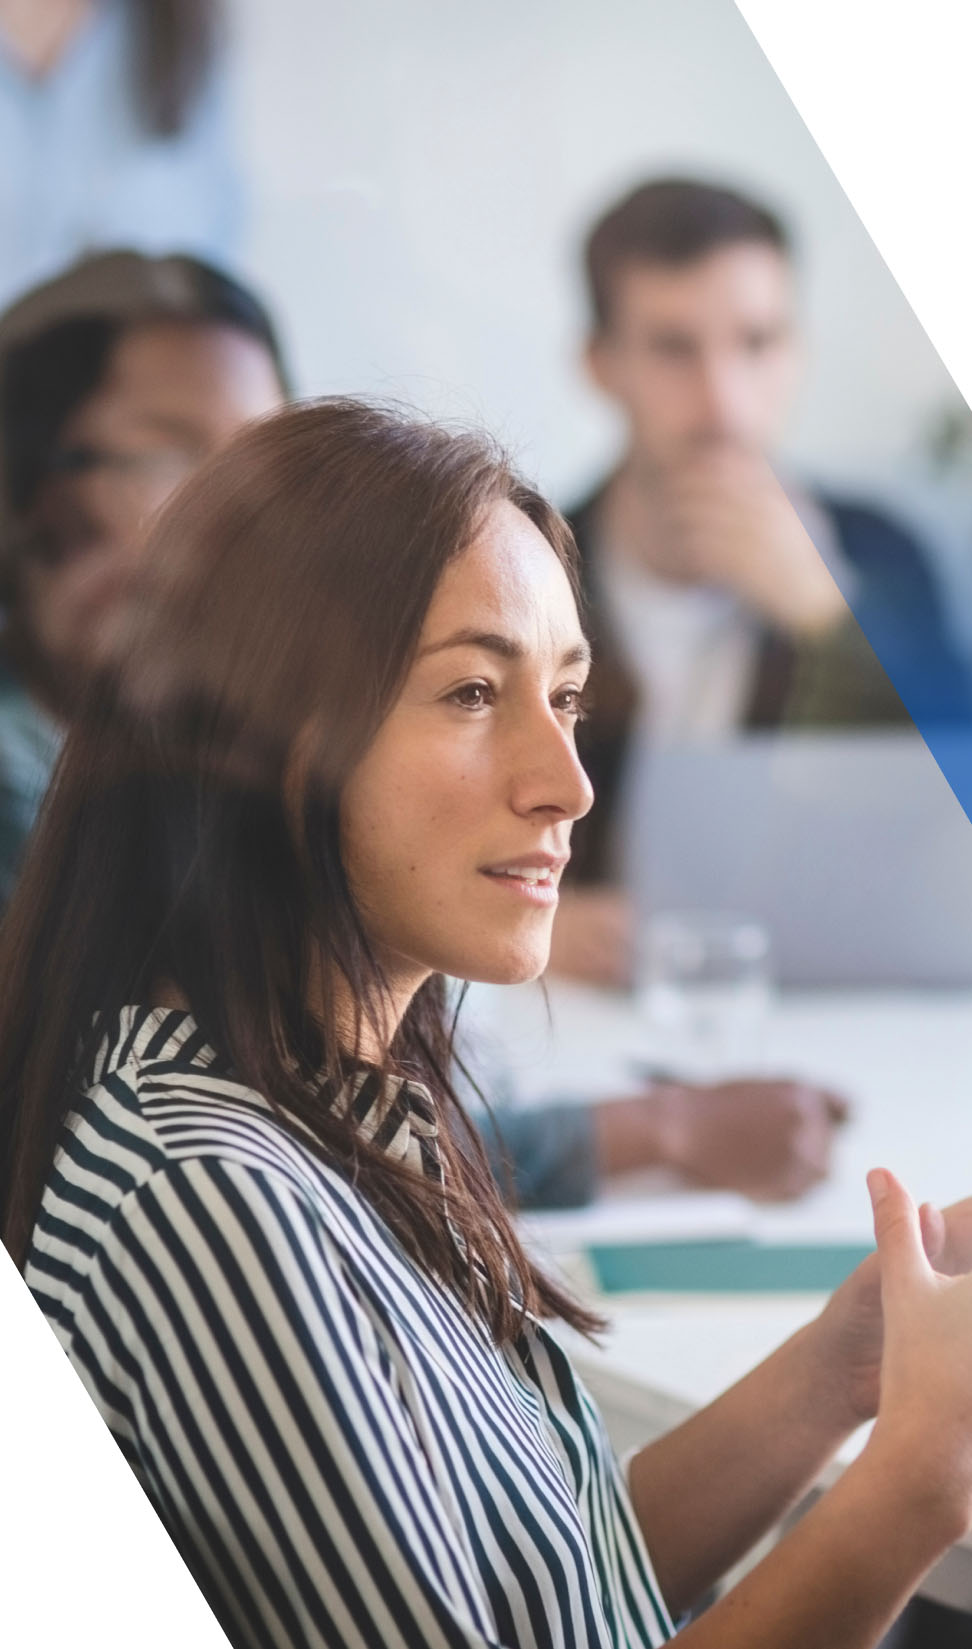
top-left (0, 0), bottom-right (241, 309)
top-left (0, 247), bottom-right (287, 900)
top-left (553, 176), bottom-right (971, 987)
top-left (4, 399), bottom-right (972, 1646)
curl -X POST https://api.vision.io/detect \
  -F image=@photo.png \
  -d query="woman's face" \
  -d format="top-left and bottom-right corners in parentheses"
top-left (340, 500), bottom-right (594, 997)
top-left (22, 319), bottom-right (285, 686)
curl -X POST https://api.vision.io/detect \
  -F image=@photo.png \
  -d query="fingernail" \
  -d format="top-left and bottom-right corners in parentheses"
top-left (868, 1168), bottom-right (889, 1201)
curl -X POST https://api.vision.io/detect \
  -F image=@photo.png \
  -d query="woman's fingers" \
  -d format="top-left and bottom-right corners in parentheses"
top-left (867, 1167), bottom-right (935, 1294)
top-left (919, 1201), bottom-right (947, 1267)
top-left (938, 1196), bottom-right (972, 1275)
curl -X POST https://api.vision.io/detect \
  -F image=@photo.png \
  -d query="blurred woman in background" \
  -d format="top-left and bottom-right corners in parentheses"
top-left (2, 399), bottom-right (972, 1648)
top-left (0, 247), bottom-right (286, 899)
top-left (0, 0), bottom-right (241, 307)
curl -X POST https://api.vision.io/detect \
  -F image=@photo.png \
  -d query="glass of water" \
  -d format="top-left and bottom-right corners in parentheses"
top-left (637, 911), bottom-right (773, 1080)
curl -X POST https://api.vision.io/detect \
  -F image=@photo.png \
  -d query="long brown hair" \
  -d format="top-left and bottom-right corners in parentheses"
top-left (0, 399), bottom-right (601, 1340)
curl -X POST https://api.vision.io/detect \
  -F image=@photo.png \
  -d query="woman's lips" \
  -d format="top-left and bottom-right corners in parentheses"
top-left (480, 864), bottom-right (561, 905)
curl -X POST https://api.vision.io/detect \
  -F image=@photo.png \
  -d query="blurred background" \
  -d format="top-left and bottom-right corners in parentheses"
top-left (221, 0), bottom-right (972, 631)
top-left (6, 11), bottom-right (972, 1638)
top-left (7, 0), bottom-right (971, 627)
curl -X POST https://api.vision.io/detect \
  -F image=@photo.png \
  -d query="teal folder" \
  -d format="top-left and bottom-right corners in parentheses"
top-left (588, 1240), bottom-right (874, 1295)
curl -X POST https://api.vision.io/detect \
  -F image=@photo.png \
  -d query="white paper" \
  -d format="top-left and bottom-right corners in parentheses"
top-left (518, 1188), bottom-right (755, 1257)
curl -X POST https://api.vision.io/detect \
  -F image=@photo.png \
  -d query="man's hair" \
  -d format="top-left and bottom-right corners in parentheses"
top-left (584, 176), bottom-right (791, 332)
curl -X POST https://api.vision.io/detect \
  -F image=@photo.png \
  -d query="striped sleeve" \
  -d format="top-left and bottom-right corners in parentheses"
top-left (67, 1156), bottom-right (519, 1649)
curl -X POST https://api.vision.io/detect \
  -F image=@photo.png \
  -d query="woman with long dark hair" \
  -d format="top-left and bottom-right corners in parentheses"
top-left (0, 246), bottom-right (286, 900)
top-left (2, 399), bottom-right (972, 1648)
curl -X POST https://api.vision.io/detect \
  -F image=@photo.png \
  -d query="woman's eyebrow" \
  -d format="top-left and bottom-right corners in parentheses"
top-left (418, 628), bottom-right (592, 668)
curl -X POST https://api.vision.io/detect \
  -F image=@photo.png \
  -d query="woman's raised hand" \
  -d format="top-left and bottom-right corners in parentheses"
top-left (867, 1168), bottom-right (972, 1541)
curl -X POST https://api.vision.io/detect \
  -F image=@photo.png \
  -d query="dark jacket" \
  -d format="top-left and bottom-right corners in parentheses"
top-left (567, 483), bottom-right (972, 884)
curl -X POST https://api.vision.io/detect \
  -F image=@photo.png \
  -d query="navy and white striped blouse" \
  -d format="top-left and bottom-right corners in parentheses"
top-left (26, 1006), bottom-right (674, 1648)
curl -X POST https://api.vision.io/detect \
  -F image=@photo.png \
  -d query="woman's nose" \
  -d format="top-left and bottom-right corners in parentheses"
top-left (510, 715), bottom-right (594, 822)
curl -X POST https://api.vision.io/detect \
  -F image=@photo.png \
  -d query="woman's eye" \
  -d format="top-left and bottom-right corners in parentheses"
top-left (554, 687), bottom-right (588, 720)
top-left (449, 681), bottom-right (493, 710)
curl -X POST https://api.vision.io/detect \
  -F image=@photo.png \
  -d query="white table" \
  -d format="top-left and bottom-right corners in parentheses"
top-left (470, 979), bottom-right (972, 1611)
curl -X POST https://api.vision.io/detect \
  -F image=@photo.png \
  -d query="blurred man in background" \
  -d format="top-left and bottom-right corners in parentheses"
top-left (552, 177), bottom-right (971, 987)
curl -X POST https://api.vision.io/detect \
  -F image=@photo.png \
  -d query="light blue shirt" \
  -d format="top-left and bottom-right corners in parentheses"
top-left (0, 0), bottom-right (244, 310)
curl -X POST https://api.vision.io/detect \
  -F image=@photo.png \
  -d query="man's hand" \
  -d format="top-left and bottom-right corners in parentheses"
top-left (595, 1078), bottom-right (849, 1200)
top-left (649, 448), bottom-right (847, 636)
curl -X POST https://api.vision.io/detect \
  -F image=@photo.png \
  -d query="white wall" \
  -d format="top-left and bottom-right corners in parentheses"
top-left (225, 0), bottom-right (960, 509)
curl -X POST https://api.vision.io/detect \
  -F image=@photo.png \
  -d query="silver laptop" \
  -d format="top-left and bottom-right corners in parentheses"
top-left (621, 729), bottom-right (972, 986)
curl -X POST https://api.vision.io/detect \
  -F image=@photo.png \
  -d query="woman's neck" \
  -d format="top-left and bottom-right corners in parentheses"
top-left (151, 979), bottom-right (192, 1012)
top-left (152, 954), bottom-right (430, 1067)
top-left (307, 949), bottom-right (430, 1066)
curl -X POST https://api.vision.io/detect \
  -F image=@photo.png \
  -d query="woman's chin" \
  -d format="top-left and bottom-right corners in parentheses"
top-left (460, 937), bottom-right (552, 987)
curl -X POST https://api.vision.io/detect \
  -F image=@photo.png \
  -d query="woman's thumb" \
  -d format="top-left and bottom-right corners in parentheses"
top-left (868, 1168), bottom-right (932, 1291)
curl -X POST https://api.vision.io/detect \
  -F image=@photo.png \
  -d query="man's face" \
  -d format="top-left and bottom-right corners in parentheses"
top-left (587, 243), bottom-right (801, 471)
